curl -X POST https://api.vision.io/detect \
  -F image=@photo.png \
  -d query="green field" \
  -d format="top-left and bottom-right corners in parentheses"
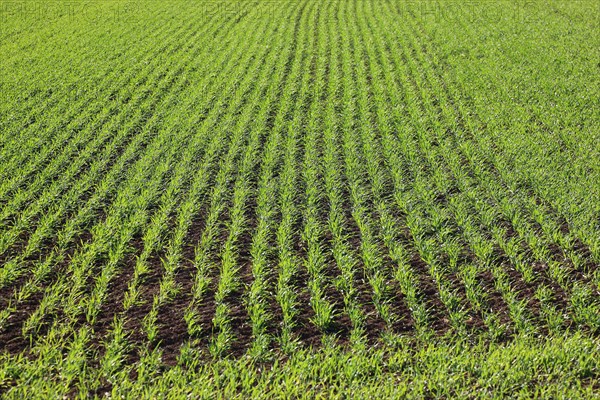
top-left (1, 0), bottom-right (599, 398)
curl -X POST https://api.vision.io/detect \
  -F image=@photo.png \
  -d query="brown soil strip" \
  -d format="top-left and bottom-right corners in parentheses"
top-left (161, 210), bottom-right (219, 360)
top-left (0, 266), bottom-right (28, 311)
top-left (320, 275), bottom-right (351, 346)
top-left (88, 236), bottom-right (142, 370)
top-left (532, 262), bottom-right (570, 309)
top-left (257, 231), bottom-right (285, 352)
top-left (122, 251), bottom-right (164, 365)
top-left (448, 267), bottom-right (486, 334)
top-left (0, 227), bottom-right (32, 270)
top-left (320, 230), bottom-right (351, 345)
top-left (155, 266), bottom-right (195, 366)
top-left (225, 284), bottom-right (253, 358)
top-left (153, 215), bottom-right (205, 365)
top-left (478, 269), bottom-right (514, 340)
top-left (408, 253), bottom-right (451, 335)
top-left (380, 251), bottom-right (414, 335)
top-left (223, 192), bottom-right (258, 357)
top-left (354, 277), bottom-right (387, 344)
top-left (502, 262), bottom-right (543, 327)
top-left (0, 296), bottom-right (38, 356)
top-left (290, 266), bottom-right (321, 349)
top-left (188, 287), bottom-right (217, 353)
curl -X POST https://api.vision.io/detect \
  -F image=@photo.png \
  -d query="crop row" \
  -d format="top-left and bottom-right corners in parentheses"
top-left (0, 0), bottom-right (598, 396)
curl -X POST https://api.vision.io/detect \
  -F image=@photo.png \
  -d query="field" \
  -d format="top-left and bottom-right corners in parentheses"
top-left (1, 0), bottom-right (599, 397)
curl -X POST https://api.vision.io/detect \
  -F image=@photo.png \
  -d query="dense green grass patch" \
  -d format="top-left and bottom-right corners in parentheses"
top-left (1, 0), bottom-right (599, 397)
